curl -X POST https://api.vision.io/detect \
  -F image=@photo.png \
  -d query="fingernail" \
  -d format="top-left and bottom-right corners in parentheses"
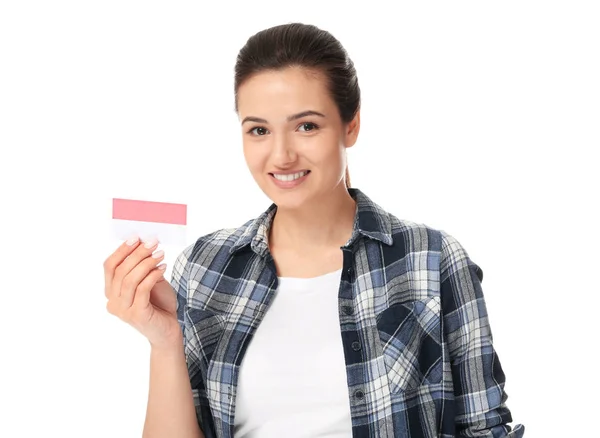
top-left (152, 250), bottom-right (164, 259)
top-left (143, 237), bottom-right (158, 249)
top-left (126, 235), bottom-right (139, 246)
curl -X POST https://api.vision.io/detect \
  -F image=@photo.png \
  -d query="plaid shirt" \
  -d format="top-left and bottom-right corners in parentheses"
top-left (171, 188), bottom-right (525, 438)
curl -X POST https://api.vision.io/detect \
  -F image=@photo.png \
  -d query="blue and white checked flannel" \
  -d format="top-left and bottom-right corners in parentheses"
top-left (171, 188), bottom-right (525, 438)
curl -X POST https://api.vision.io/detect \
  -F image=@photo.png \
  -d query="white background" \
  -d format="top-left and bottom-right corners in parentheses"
top-left (1, 1), bottom-right (598, 436)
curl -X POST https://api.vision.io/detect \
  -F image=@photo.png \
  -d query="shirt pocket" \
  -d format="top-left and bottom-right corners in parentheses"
top-left (376, 296), bottom-right (443, 394)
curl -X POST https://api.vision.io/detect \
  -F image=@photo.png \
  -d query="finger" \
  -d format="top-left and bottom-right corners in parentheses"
top-left (131, 263), bottom-right (168, 311)
top-left (112, 237), bottom-right (160, 298)
top-left (119, 249), bottom-right (165, 309)
top-left (104, 235), bottom-right (141, 298)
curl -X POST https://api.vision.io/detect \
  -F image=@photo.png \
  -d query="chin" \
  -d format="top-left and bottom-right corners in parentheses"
top-left (259, 183), bottom-right (313, 210)
top-left (268, 191), bottom-right (310, 210)
top-left (257, 172), bottom-right (337, 209)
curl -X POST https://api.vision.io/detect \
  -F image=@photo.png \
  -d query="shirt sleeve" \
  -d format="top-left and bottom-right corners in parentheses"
top-left (170, 244), bottom-right (205, 433)
top-left (440, 230), bottom-right (525, 437)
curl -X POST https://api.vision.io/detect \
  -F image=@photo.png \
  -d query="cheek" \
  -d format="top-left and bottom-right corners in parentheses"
top-left (318, 137), bottom-right (345, 165)
top-left (242, 142), bottom-right (266, 171)
top-left (305, 132), bottom-right (341, 158)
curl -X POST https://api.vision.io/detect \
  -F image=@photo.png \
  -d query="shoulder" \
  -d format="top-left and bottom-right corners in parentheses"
top-left (353, 187), bottom-right (470, 261)
top-left (384, 209), bottom-right (478, 278)
top-left (385, 209), bottom-right (446, 253)
top-left (172, 218), bottom-right (255, 269)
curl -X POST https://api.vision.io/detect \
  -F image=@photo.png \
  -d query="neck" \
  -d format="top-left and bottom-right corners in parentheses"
top-left (269, 185), bottom-right (357, 250)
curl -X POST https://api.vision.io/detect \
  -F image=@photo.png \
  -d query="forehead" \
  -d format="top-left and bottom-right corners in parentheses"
top-left (237, 67), bottom-right (336, 118)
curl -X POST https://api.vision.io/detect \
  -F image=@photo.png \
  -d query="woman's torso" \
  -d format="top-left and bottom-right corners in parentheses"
top-left (173, 188), bottom-right (520, 438)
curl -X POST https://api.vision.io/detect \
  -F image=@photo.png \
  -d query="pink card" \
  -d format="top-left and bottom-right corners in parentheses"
top-left (111, 198), bottom-right (187, 246)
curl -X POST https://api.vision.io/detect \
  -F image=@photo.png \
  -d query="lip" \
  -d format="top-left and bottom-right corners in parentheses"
top-left (269, 170), bottom-right (311, 189)
top-left (269, 169), bottom-right (310, 176)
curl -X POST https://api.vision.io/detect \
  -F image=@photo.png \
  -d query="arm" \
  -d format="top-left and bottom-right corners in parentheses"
top-left (142, 246), bottom-right (205, 438)
top-left (440, 230), bottom-right (525, 437)
top-left (142, 342), bottom-right (204, 438)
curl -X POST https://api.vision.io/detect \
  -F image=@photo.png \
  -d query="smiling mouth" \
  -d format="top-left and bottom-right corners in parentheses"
top-left (269, 170), bottom-right (311, 182)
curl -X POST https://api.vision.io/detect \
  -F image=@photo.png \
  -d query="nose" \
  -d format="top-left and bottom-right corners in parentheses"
top-left (271, 132), bottom-right (297, 166)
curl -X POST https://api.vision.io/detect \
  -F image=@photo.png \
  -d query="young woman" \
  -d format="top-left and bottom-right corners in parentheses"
top-left (104, 23), bottom-right (524, 438)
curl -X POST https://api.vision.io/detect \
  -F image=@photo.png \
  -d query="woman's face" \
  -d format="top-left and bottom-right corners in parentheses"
top-left (237, 66), bottom-right (359, 210)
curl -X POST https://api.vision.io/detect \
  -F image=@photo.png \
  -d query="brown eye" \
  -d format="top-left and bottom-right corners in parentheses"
top-left (298, 122), bottom-right (318, 132)
top-left (249, 127), bottom-right (268, 136)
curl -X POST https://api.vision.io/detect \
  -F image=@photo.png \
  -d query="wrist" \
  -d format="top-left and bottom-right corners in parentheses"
top-left (149, 336), bottom-right (184, 357)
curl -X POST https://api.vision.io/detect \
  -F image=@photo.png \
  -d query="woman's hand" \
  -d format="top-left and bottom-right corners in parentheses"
top-left (104, 237), bottom-right (182, 350)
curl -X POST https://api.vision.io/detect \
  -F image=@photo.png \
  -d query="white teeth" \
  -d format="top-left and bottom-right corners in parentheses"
top-left (272, 171), bottom-right (308, 182)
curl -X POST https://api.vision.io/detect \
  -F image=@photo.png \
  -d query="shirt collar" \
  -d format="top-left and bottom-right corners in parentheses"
top-left (229, 188), bottom-right (393, 257)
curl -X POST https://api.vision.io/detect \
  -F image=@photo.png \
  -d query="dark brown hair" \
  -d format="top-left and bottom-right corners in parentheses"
top-left (234, 23), bottom-right (360, 188)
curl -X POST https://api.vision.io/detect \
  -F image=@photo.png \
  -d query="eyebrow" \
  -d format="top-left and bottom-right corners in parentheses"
top-left (241, 110), bottom-right (326, 125)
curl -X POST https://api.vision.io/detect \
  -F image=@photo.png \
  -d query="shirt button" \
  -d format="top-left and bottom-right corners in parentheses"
top-left (342, 305), bottom-right (354, 315)
top-left (347, 266), bottom-right (353, 275)
top-left (351, 340), bottom-right (361, 351)
top-left (354, 389), bottom-right (365, 400)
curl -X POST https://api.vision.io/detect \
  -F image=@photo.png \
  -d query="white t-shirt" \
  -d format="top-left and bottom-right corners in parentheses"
top-left (233, 268), bottom-right (353, 438)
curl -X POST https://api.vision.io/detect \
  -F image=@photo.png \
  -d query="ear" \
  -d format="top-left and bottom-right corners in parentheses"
top-left (344, 110), bottom-right (361, 148)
